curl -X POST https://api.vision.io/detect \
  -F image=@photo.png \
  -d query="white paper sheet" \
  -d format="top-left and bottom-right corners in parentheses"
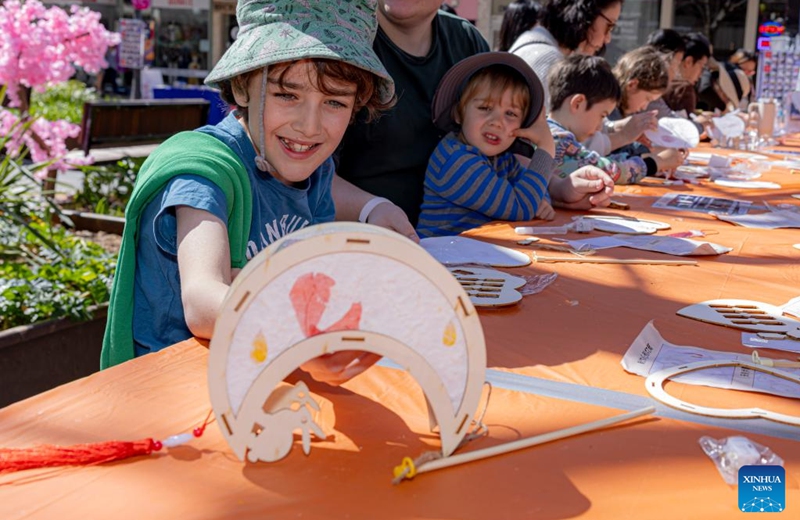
top-left (781, 296), bottom-right (800, 319)
top-left (645, 117), bottom-right (700, 148)
top-left (713, 179), bottom-right (781, 189)
top-left (687, 151), bottom-right (711, 165)
top-left (653, 193), bottom-right (751, 215)
top-left (568, 235), bottom-right (731, 256)
top-left (621, 321), bottom-right (800, 398)
top-left (714, 209), bottom-right (800, 229)
top-left (574, 216), bottom-right (669, 234)
top-left (420, 236), bottom-right (531, 267)
top-left (741, 333), bottom-right (800, 355)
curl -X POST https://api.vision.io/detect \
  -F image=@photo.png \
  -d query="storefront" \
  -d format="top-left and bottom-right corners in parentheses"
top-left (42, 0), bottom-right (217, 93)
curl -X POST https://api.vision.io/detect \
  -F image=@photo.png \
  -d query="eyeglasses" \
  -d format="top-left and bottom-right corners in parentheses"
top-left (597, 11), bottom-right (617, 36)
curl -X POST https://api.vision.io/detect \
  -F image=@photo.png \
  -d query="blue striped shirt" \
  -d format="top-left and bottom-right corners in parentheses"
top-left (417, 132), bottom-right (552, 237)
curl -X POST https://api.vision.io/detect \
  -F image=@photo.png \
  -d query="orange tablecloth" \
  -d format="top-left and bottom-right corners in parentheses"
top-left (1, 146), bottom-right (799, 519)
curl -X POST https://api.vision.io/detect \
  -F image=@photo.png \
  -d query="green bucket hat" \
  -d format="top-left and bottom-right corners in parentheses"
top-left (205, 0), bottom-right (394, 103)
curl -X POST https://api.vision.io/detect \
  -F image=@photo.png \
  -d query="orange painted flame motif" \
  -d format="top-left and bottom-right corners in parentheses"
top-left (289, 273), bottom-right (362, 337)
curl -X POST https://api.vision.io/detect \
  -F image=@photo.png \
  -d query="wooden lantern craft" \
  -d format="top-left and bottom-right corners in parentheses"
top-left (677, 299), bottom-right (800, 339)
top-left (208, 223), bottom-right (486, 463)
top-left (448, 266), bottom-right (526, 307)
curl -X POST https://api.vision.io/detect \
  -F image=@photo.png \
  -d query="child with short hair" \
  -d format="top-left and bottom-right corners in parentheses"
top-left (102, 0), bottom-right (394, 384)
top-left (547, 55), bottom-right (682, 185)
top-left (416, 52), bottom-right (556, 238)
top-left (612, 46), bottom-right (671, 121)
top-left (608, 45), bottom-right (687, 162)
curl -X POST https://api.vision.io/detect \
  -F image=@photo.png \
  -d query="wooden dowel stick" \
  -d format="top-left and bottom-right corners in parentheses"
top-left (534, 255), bottom-right (697, 266)
top-left (411, 406), bottom-right (656, 477)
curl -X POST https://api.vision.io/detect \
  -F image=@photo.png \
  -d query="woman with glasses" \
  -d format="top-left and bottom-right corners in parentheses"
top-left (510, 0), bottom-right (622, 108)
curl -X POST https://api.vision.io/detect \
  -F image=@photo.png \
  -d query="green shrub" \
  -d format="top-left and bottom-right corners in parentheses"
top-left (67, 156), bottom-right (143, 216)
top-left (1, 85), bottom-right (116, 332)
top-left (30, 80), bottom-right (98, 125)
top-left (0, 220), bottom-right (115, 331)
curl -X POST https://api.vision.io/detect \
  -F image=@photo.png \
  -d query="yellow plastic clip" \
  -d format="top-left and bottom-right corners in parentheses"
top-left (392, 456), bottom-right (417, 480)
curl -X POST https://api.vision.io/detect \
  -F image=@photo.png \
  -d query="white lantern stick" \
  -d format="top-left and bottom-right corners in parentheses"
top-left (393, 406), bottom-right (655, 484)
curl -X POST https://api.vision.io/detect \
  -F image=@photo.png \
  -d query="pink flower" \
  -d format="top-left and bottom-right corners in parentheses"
top-left (0, 0), bottom-right (118, 172)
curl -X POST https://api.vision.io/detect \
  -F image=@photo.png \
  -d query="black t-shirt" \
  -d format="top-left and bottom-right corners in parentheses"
top-left (337, 12), bottom-right (489, 226)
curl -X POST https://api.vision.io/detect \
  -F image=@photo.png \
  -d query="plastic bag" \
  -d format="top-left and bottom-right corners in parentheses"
top-left (699, 435), bottom-right (784, 485)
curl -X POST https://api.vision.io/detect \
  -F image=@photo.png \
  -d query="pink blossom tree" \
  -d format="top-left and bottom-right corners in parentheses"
top-left (0, 0), bottom-right (120, 174)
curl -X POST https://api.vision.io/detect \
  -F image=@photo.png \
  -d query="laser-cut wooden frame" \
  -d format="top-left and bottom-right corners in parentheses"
top-left (208, 223), bottom-right (487, 463)
top-left (645, 359), bottom-right (800, 426)
top-left (677, 299), bottom-right (800, 337)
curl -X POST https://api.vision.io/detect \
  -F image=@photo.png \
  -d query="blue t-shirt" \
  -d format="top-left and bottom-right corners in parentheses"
top-left (132, 112), bottom-right (335, 356)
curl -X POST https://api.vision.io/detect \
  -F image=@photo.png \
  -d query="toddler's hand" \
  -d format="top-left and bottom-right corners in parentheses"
top-left (513, 108), bottom-right (555, 157)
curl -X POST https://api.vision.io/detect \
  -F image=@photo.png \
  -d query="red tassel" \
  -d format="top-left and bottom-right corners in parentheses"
top-left (0, 411), bottom-right (213, 474)
top-left (0, 439), bottom-right (159, 473)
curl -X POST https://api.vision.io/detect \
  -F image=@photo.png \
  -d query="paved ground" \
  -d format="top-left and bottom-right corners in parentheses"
top-left (53, 143), bottom-right (159, 197)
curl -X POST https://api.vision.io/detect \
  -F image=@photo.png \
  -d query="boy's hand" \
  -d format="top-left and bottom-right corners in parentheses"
top-left (367, 202), bottom-right (420, 243)
top-left (648, 147), bottom-right (687, 173)
top-left (300, 351), bottom-right (382, 386)
top-left (615, 110), bottom-right (658, 143)
top-left (550, 165), bottom-right (614, 210)
top-left (536, 200), bottom-right (556, 220)
top-left (513, 108), bottom-right (555, 157)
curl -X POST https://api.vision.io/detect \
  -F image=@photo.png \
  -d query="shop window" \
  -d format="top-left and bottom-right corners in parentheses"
top-left (674, 0), bottom-right (747, 58)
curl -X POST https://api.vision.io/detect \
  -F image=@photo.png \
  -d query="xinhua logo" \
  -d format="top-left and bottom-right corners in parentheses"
top-left (739, 465), bottom-right (786, 513)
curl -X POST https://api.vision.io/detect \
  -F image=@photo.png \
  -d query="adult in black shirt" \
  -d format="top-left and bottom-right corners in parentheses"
top-left (335, 4), bottom-right (488, 229)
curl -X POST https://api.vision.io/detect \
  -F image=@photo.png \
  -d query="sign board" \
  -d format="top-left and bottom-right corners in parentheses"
top-left (119, 18), bottom-right (145, 70)
top-left (151, 0), bottom-right (211, 10)
top-left (41, 0), bottom-right (117, 5)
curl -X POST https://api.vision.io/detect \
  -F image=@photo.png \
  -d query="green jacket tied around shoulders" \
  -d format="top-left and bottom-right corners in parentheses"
top-left (100, 131), bottom-right (252, 369)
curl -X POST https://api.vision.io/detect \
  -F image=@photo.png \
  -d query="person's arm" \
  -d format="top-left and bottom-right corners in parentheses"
top-left (175, 206), bottom-right (234, 340)
top-left (553, 130), bottom-right (632, 183)
top-left (331, 174), bottom-right (418, 241)
top-left (176, 205), bottom-right (383, 386)
top-left (550, 165), bottom-right (614, 210)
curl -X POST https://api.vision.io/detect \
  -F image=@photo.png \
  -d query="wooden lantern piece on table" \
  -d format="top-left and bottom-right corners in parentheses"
top-left (208, 223), bottom-right (487, 463)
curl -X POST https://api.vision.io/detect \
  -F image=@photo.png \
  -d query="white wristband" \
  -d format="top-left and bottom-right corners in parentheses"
top-left (358, 197), bottom-right (392, 223)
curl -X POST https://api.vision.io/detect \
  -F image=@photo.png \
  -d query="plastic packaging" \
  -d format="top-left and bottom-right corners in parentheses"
top-left (699, 435), bottom-right (784, 485)
top-left (519, 272), bottom-right (558, 296)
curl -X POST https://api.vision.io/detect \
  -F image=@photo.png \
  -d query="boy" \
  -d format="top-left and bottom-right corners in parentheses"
top-left (102, 0), bottom-right (394, 387)
top-left (416, 52), bottom-right (555, 238)
top-left (547, 55), bottom-right (682, 185)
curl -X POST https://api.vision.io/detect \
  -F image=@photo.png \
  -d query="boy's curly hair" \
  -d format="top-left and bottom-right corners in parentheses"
top-left (217, 59), bottom-right (395, 123)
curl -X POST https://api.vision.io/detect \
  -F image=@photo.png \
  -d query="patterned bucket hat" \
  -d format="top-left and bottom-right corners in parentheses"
top-left (205, 0), bottom-right (394, 103)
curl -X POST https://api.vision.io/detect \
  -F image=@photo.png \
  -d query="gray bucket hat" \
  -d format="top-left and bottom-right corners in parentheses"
top-left (205, 0), bottom-right (394, 103)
